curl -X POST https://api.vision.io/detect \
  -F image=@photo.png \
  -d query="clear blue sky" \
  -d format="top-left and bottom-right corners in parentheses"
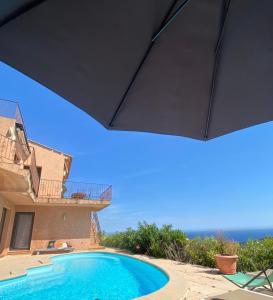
top-left (1, 62), bottom-right (273, 232)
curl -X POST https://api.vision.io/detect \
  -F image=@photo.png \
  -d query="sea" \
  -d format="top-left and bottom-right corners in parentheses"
top-left (185, 228), bottom-right (273, 243)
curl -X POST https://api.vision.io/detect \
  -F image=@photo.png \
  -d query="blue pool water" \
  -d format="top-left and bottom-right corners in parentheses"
top-left (0, 252), bottom-right (168, 300)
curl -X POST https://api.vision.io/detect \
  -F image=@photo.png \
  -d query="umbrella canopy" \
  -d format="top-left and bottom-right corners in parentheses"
top-left (0, 0), bottom-right (273, 140)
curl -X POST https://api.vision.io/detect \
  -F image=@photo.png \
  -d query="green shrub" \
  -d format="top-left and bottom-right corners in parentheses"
top-left (186, 237), bottom-right (220, 268)
top-left (237, 238), bottom-right (273, 272)
top-left (165, 240), bottom-right (189, 262)
top-left (101, 222), bottom-right (273, 272)
top-left (101, 222), bottom-right (187, 258)
top-left (101, 228), bottom-right (137, 252)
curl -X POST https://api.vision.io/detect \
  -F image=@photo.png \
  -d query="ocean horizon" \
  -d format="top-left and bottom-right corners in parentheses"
top-left (107, 228), bottom-right (273, 243)
top-left (185, 228), bottom-right (273, 243)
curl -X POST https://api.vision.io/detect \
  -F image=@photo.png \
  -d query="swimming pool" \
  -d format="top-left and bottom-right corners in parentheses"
top-left (0, 252), bottom-right (169, 300)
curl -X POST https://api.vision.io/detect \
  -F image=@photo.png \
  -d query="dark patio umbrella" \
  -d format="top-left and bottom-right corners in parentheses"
top-left (0, 0), bottom-right (273, 140)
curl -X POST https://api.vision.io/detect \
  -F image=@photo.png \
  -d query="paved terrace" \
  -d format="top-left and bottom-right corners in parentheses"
top-left (0, 249), bottom-right (240, 300)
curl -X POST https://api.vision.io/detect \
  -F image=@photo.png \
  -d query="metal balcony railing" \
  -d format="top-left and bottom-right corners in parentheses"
top-left (0, 99), bottom-right (26, 131)
top-left (0, 99), bottom-right (29, 162)
top-left (38, 179), bottom-right (112, 201)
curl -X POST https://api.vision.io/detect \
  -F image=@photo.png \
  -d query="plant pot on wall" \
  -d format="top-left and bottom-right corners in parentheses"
top-left (71, 192), bottom-right (86, 199)
top-left (215, 254), bottom-right (238, 275)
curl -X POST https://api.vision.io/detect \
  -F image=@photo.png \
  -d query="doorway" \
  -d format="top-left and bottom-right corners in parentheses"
top-left (10, 212), bottom-right (35, 250)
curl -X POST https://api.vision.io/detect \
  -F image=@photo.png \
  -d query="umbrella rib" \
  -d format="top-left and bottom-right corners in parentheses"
top-left (204, 0), bottom-right (231, 139)
top-left (108, 0), bottom-right (183, 128)
top-left (152, 0), bottom-right (192, 42)
top-left (0, 1), bottom-right (46, 28)
top-left (108, 41), bottom-right (154, 128)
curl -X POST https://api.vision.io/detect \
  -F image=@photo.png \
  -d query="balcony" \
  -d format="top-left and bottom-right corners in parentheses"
top-left (0, 99), bottom-right (112, 209)
top-left (0, 134), bottom-right (40, 199)
top-left (37, 179), bottom-right (112, 209)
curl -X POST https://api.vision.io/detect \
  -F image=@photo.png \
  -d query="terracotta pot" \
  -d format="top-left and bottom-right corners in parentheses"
top-left (215, 254), bottom-right (238, 275)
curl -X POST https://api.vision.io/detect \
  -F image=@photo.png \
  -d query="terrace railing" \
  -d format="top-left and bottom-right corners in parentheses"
top-left (38, 179), bottom-right (112, 201)
top-left (0, 99), bottom-right (26, 131)
top-left (38, 179), bottom-right (63, 199)
top-left (0, 99), bottom-right (29, 163)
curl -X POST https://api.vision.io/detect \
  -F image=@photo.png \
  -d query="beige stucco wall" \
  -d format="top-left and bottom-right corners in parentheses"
top-left (0, 116), bottom-right (15, 136)
top-left (16, 206), bottom-right (94, 251)
top-left (28, 141), bottom-right (67, 181)
top-left (0, 197), bottom-right (15, 257)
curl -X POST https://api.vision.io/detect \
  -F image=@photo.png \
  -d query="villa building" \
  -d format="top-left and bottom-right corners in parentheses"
top-left (0, 100), bottom-right (111, 257)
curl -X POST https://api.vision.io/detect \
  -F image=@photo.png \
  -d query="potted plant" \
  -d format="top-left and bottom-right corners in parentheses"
top-left (71, 192), bottom-right (87, 199)
top-left (215, 235), bottom-right (239, 275)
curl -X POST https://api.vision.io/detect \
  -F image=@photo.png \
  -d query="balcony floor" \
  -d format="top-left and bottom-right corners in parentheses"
top-left (35, 198), bottom-right (110, 210)
top-left (0, 162), bottom-right (35, 205)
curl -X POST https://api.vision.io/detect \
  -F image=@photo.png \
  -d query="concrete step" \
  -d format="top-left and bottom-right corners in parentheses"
top-left (7, 250), bottom-right (31, 255)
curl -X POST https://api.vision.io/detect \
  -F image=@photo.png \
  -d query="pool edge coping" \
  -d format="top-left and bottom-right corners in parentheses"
top-left (99, 250), bottom-right (189, 300)
top-left (0, 250), bottom-right (189, 300)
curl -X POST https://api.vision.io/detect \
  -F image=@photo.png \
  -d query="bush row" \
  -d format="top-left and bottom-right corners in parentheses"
top-left (101, 222), bottom-right (273, 272)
